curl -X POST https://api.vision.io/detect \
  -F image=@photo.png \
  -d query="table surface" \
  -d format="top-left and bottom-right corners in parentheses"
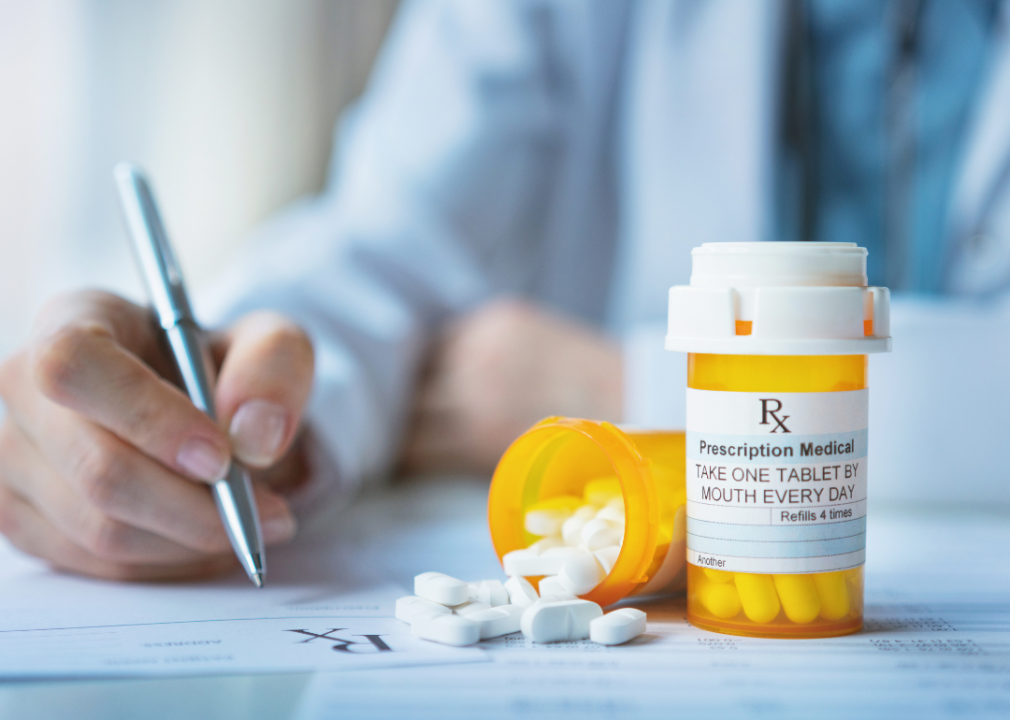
top-left (0, 475), bottom-right (1008, 720)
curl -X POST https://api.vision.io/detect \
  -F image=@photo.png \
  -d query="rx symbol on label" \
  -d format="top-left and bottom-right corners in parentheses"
top-left (285, 628), bottom-right (393, 653)
top-left (759, 398), bottom-right (791, 434)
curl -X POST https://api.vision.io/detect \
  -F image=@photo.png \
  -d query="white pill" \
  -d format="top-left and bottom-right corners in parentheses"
top-left (528, 537), bottom-right (564, 554)
top-left (535, 591), bottom-right (578, 604)
top-left (504, 576), bottom-right (539, 607)
top-left (503, 548), bottom-right (579, 577)
top-left (559, 553), bottom-right (606, 595)
top-left (412, 614), bottom-right (480, 646)
top-left (452, 600), bottom-right (492, 617)
top-left (468, 604), bottom-right (525, 639)
top-left (524, 508), bottom-right (570, 537)
top-left (395, 596), bottom-right (451, 624)
top-left (414, 572), bottom-right (469, 606)
top-left (541, 546), bottom-right (585, 560)
top-left (502, 549), bottom-right (554, 577)
top-left (561, 515), bottom-right (589, 546)
top-left (521, 599), bottom-right (603, 643)
top-left (566, 599), bottom-right (605, 639)
top-left (594, 504), bottom-right (625, 524)
top-left (538, 575), bottom-right (568, 597)
top-left (469, 579), bottom-right (509, 607)
top-left (580, 519), bottom-right (624, 551)
top-left (593, 545), bottom-right (621, 575)
top-left (590, 608), bottom-right (647, 645)
top-left (573, 504), bottom-right (598, 521)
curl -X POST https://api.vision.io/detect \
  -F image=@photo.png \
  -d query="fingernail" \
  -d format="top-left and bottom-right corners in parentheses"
top-left (176, 438), bottom-right (230, 481)
top-left (262, 512), bottom-right (297, 543)
top-left (230, 400), bottom-right (289, 467)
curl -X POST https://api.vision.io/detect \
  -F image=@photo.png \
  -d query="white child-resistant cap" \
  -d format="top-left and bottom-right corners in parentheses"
top-left (666, 242), bottom-right (891, 355)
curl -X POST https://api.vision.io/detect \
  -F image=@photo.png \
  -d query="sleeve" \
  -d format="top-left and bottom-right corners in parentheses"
top-left (199, 0), bottom-right (571, 518)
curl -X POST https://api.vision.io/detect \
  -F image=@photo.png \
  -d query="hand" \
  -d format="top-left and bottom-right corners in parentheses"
top-left (0, 291), bottom-right (314, 581)
top-left (401, 299), bottom-right (623, 475)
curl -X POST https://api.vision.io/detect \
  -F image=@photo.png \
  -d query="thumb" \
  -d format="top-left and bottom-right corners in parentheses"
top-left (212, 312), bottom-right (315, 469)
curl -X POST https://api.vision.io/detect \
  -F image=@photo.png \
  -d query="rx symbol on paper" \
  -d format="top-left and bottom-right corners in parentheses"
top-left (759, 398), bottom-right (791, 434)
top-left (285, 628), bottom-right (393, 653)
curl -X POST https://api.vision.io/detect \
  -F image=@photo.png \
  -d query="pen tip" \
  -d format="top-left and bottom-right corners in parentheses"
top-left (251, 572), bottom-right (264, 589)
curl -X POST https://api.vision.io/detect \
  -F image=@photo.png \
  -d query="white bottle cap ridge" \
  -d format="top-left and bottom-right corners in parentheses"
top-left (666, 242), bottom-right (891, 355)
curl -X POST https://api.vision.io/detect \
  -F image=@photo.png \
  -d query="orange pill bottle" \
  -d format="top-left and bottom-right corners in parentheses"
top-left (488, 419), bottom-right (687, 608)
top-left (667, 242), bottom-right (891, 638)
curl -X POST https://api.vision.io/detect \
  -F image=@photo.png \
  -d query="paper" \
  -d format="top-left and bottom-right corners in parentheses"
top-left (292, 506), bottom-right (1010, 719)
top-left (0, 526), bottom-right (486, 677)
top-left (0, 616), bottom-right (478, 677)
top-left (2, 475), bottom-right (1009, 720)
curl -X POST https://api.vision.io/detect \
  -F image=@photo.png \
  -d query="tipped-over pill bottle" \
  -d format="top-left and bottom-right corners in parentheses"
top-left (666, 242), bottom-right (891, 638)
top-left (488, 419), bottom-right (687, 608)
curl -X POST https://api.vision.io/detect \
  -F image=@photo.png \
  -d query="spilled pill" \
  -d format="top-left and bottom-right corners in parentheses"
top-left (534, 591), bottom-right (578, 605)
top-left (538, 575), bottom-right (569, 597)
top-left (468, 604), bottom-right (525, 639)
top-left (590, 608), bottom-right (647, 645)
top-left (504, 576), bottom-right (539, 607)
top-left (415, 572), bottom-right (469, 606)
top-left (470, 579), bottom-right (510, 607)
top-left (502, 549), bottom-right (556, 577)
top-left (395, 595), bottom-right (450, 624)
top-left (559, 553), bottom-right (605, 596)
top-left (521, 599), bottom-right (603, 643)
top-left (502, 546), bottom-right (581, 577)
top-left (412, 613), bottom-right (480, 647)
top-left (452, 600), bottom-right (492, 617)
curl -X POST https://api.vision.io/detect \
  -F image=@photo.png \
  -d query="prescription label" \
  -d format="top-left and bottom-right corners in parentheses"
top-left (686, 389), bottom-right (868, 574)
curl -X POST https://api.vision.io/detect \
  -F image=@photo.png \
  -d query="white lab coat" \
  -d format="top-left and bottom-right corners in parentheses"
top-left (205, 0), bottom-right (1010, 512)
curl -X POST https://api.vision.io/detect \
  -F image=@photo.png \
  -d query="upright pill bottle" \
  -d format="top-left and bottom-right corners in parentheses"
top-left (488, 419), bottom-right (687, 607)
top-left (666, 242), bottom-right (891, 638)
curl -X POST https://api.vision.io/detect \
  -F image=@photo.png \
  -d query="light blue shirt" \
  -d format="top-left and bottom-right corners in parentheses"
top-left (206, 0), bottom-right (1010, 515)
top-left (802, 0), bottom-right (998, 290)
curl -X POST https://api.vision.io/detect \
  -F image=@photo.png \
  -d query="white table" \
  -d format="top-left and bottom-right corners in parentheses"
top-left (0, 476), bottom-right (1008, 719)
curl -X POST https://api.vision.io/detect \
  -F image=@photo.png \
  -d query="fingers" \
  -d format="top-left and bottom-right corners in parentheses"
top-left (0, 293), bottom-right (306, 582)
top-left (0, 414), bottom-right (297, 575)
top-left (0, 419), bottom-right (226, 561)
top-left (0, 371), bottom-right (298, 552)
top-left (0, 486), bottom-right (238, 582)
top-left (212, 312), bottom-right (314, 469)
top-left (25, 298), bottom-right (231, 483)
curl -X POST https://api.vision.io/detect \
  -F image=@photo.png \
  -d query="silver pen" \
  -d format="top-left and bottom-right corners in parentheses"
top-left (113, 162), bottom-right (266, 588)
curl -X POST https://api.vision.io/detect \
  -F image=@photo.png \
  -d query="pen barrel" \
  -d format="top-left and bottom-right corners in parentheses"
top-left (165, 322), bottom-right (265, 580)
top-left (164, 321), bottom-right (218, 419)
top-left (213, 462), bottom-right (266, 580)
top-left (116, 162), bottom-right (266, 586)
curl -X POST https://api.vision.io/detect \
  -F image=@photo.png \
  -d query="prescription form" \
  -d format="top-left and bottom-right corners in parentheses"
top-left (0, 477), bottom-right (1008, 719)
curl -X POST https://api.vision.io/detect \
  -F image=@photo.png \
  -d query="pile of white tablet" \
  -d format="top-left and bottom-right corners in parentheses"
top-left (397, 572), bottom-right (646, 647)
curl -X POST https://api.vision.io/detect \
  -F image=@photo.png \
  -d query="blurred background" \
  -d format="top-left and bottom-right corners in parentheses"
top-left (0, 0), bottom-right (398, 359)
